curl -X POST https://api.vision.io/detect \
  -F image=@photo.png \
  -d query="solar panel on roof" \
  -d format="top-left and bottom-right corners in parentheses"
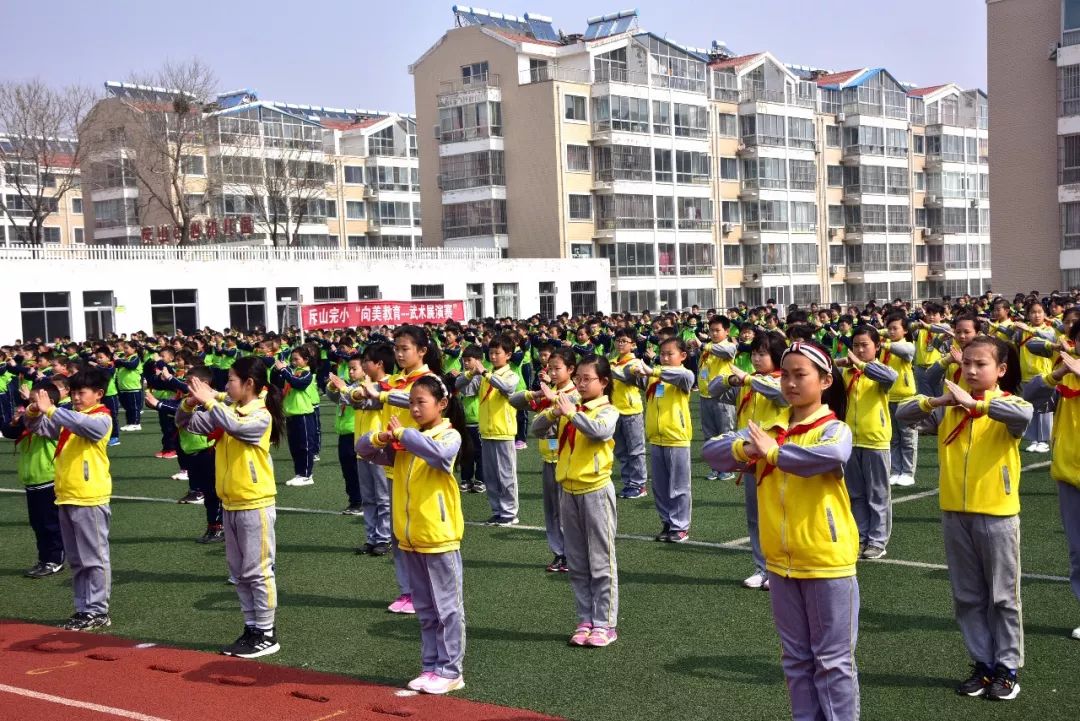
top-left (612, 15), bottom-right (634, 34)
top-left (526, 17), bottom-right (559, 41)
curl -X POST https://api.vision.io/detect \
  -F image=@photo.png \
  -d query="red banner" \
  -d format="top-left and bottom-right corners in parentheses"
top-left (299, 300), bottom-right (466, 329)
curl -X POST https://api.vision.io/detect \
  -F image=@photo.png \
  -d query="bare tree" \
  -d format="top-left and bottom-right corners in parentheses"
top-left (0, 80), bottom-right (98, 244)
top-left (115, 59), bottom-right (217, 245)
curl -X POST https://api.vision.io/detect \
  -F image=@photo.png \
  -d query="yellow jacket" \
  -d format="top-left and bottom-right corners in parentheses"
top-left (881, 340), bottom-right (916, 403)
top-left (702, 405), bottom-right (857, 579)
top-left (357, 420), bottom-right (464, 553)
top-left (511, 382), bottom-right (579, 463)
top-left (1035, 372), bottom-right (1080, 488)
top-left (27, 404), bottom-right (112, 506)
top-left (531, 396), bottom-right (619, 494)
top-left (457, 365), bottom-right (518, 440)
top-left (697, 341), bottom-right (736, 399)
top-left (842, 360), bottom-right (897, 450)
top-left (642, 365), bottom-right (694, 447)
top-left (718, 371), bottom-right (789, 431)
top-left (349, 376), bottom-right (390, 445)
top-left (897, 390), bottom-right (1033, 515)
top-left (914, 327), bottom-right (944, 367)
top-left (1015, 325), bottom-right (1056, 382)
top-left (177, 396), bottom-right (276, 511)
top-left (608, 354), bottom-right (644, 415)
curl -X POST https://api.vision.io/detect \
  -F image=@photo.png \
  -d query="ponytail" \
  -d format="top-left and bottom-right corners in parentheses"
top-left (414, 373), bottom-right (473, 468)
top-left (231, 356), bottom-right (285, 445)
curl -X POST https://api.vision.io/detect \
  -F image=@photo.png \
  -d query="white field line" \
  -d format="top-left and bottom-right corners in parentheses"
top-left (0, 683), bottom-right (172, 721)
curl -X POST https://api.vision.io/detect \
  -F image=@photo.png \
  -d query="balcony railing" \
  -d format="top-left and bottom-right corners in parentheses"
top-left (438, 125), bottom-right (503, 144)
top-left (518, 66), bottom-right (591, 85)
top-left (1066, 28), bottom-right (1080, 46)
top-left (595, 167), bottom-right (651, 183)
top-left (677, 218), bottom-right (713, 230)
top-left (438, 74), bottom-right (500, 95)
top-left (0, 245), bottom-right (502, 262)
top-left (443, 222), bottom-right (507, 239)
top-left (595, 217), bottom-right (654, 230)
top-left (845, 223), bottom-right (886, 234)
top-left (744, 220), bottom-right (790, 232)
top-left (594, 66), bottom-right (649, 86)
top-left (437, 173), bottom-right (506, 191)
top-left (740, 86), bottom-right (786, 105)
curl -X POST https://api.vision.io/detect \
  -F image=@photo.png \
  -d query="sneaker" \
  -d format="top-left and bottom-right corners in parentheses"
top-left (313, 454), bottom-right (321, 462)
top-left (422, 674), bottom-right (465, 695)
top-left (160, 450), bottom-right (177, 460)
top-left (493, 517), bottom-right (520, 527)
top-left (706, 471), bottom-right (719, 481)
top-left (667, 530), bottom-right (689, 543)
top-left (558, 557), bottom-right (569, 573)
top-left (718, 472), bottom-right (737, 482)
top-left (196, 527), bottom-right (224, 544)
top-left (469, 481), bottom-right (486, 494)
top-left (955, 662), bottom-right (993, 697)
top-left (60, 612), bottom-right (91, 630)
top-left (514, 440), bottom-right (527, 451)
top-left (1035, 442), bottom-right (1051, 454)
top-left (408, 671), bottom-right (438, 691)
top-left (1024, 441), bottom-right (1040, 453)
top-left (154, 451), bottom-right (167, 459)
top-left (762, 577), bottom-right (770, 591)
top-left (459, 480), bottom-right (470, 491)
top-left (861, 545), bottom-right (887, 560)
top-left (895, 474), bottom-right (916, 487)
top-left (108, 438), bottom-right (121, 447)
top-left (342, 503), bottom-right (364, 516)
top-left (546, 555), bottom-right (563, 573)
top-left (388, 594), bottom-right (416, 614)
top-left (742, 571), bottom-right (767, 589)
top-left (222, 626), bottom-right (280, 659)
top-left (285, 476), bottom-right (315, 487)
top-left (370, 542), bottom-right (390, 556)
top-left (63, 612), bottom-right (111, 631)
top-left (1071, 626), bottom-right (1080, 640)
top-left (121, 424), bottom-right (142, 432)
top-left (177, 491), bottom-right (204, 505)
top-left (355, 543), bottom-right (375, 555)
top-left (888, 474), bottom-right (900, 486)
top-left (569, 623), bottom-right (592, 646)
top-left (226, 576), bottom-right (238, 585)
top-left (985, 665), bottom-right (1020, 701)
top-left (619, 486), bottom-right (648, 499)
top-left (27, 561), bottom-right (63, 578)
top-left (655, 524), bottom-right (671, 542)
top-left (171, 470), bottom-right (189, 481)
top-left (585, 626), bottom-right (618, 647)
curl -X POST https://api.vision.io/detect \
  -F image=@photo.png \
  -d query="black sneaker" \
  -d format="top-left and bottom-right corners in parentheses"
top-left (370, 542), bottom-right (390, 556)
top-left (546, 555), bottom-right (563, 572)
top-left (25, 561), bottom-right (62, 578)
top-left (178, 491), bottom-right (204, 505)
top-left (956, 662), bottom-right (993, 697)
top-left (469, 481), bottom-right (486, 494)
top-left (985, 665), bottom-right (1020, 701)
top-left (196, 527), bottom-right (225, 544)
top-left (342, 503), bottom-right (364, 516)
top-left (493, 517), bottom-right (520, 527)
top-left (63, 612), bottom-right (110, 631)
top-left (655, 524), bottom-right (671, 542)
top-left (459, 480), bottom-right (470, 491)
top-left (355, 543), bottom-right (375, 555)
top-left (666, 530), bottom-right (690, 543)
top-left (484, 516), bottom-right (500, 526)
top-left (223, 627), bottom-right (280, 659)
top-left (60, 612), bottom-right (92, 630)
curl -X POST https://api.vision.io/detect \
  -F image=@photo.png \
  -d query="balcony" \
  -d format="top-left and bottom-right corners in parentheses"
top-left (437, 125), bottom-right (503, 145)
top-left (593, 66), bottom-right (649, 86)
top-left (439, 74), bottom-right (499, 95)
top-left (677, 218), bottom-right (713, 231)
top-left (437, 173), bottom-right (505, 191)
top-left (517, 66), bottom-right (591, 85)
top-left (842, 145), bottom-right (885, 165)
top-left (1065, 28), bottom-right (1080, 46)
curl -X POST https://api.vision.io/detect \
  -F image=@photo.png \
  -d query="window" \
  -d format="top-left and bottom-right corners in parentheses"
top-left (346, 201), bottom-right (365, 219)
top-left (411, 284), bottom-right (444, 300)
top-left (889, 242), bottom-right (912, 270)
top-left (594, 194), bottom-right (654, 230)
top-left (184, 193), bottom-right (205, 215)
top-left (826, 125), bottom-right (841, 147)
top-left (652, 101), bottom-right (671, 135)
top-left (566, 145), bottom-right (590, 171)
top-left (614, 290), bottom-right (657, 313)
top-left (72, 197), bottom-right (83, 214)
top-left (653, 148), bottom-right (672, 183)
top-left (1062, 135), bottom-right (1080, 184)
top-left (1062, 65), bottom-right (1080, 116)
top-left (673, 103), bottom-right (708, 138)
top-left (326, 200), bottom-right (337, 218)
top-left (1063, 202), bottom-right (1080, 249)
top-left (344, 166), bottom-right (364, 184)
top-left (789, 160), bottom-right (816, 191)
top-left (678, 197), bottom-right (713, 229)
top-left (915, 208), bottom-right (928, 228)
top-left (181, 155), bottom-right (204, 175)
top-left (722, 244), bottom-right (742, 267)
top-left (539, 282), bottom-right (556, 318)
top-left (466, 283), bottom-right (484, 319)
top-left (787, 117), bottom-right (815, 150)
top-left (74, 227), bottom-right (84, 244)
top-left (829, 244), bottom-right (845, 266)
top-left (886, 128), bottom-right (909, 157)
top-left (719, 157), bottom-right (739, 181)
top-left (914, 172), bottom-right (925, 191)
top-left (41, 227), bottom-right (61, 244)
top-left (827, 165), bottom-right (843, 187)
top-left (741, 113), bottom-right (785, 146)
top-left (494, 283), bottom-right (519, 317)
top-left (149, 289), bottom-right (197, 335)
top-left (601, 242), bottom-right (655, 277)
top-left (462, 61), bottom-right (489, 84)
top-left (529, 58), bottom-right (550, 82)
top-left (571, 281), bottom-right (597, 316)
top-left (357, 285), bottom-right (380, 300)
top-left (916, 244), bottom-right (927, 264)
top-left (1064, 268), bottom-right (1080, 290)
top-left (913, 134), bottom-right (925, 155)
top-left (439, 150), bottom-right (505, 190)
top-left (314, 286), bottom-right (347, 302)
top-left (682, 289), bottom-right (716, 309)
top-left (228, 288), bottom-right (266, 332)
top-left (676, 150), bottom-right (711, 185)
top-left (571, 243), bottom-right (593, 259)
top-left (592, 94), bottom-right (650, 133)
top-left (828, 205), bottom-right (843, 227)
top-left (679, 243), bottom-right (714, 275)
top-left (20, 292), bottom-right (70, 340)
top-left (790, 202), bottom-right (817, 233)
top-left (565, 94), bottom-right (587, 121)
top-left (442, 199), bottom-right (507, 238)
top-left (276, 287), bottom-right (300, 329)
top-left (717, 112), bottom-right (737, 137)
top-left (721, 200), bottom-right (741, 223)
top-left (568, 194), bottom-right (592, 220)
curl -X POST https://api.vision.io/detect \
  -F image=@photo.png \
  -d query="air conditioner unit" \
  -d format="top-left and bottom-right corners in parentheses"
top-left (828, 227), bottom-right (839, 238)
top-left (928, 194), bottom-right (939, 203)
top-left (829, 264), bottom-right (839, 275)
top-left (836, 112), bottom-right (846, 123)
top-left (722, 222), bottom-right (733, 234)
top-left (921, 227), bottom-right (931, 238)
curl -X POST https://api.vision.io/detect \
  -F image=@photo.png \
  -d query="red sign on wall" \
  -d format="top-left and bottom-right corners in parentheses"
top-left (299, 300), bottom-right (466, 329)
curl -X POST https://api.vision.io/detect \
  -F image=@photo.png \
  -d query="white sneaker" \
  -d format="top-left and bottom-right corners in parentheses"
top-left (742, 571), bottom-right (766, 589)
top-left (128, 424), bottom-right (141, 431)
top-left (313, 454), bottom-right (321, 462)
top-left (895, 474), bottom-right (916, 487)
top-left (285, 476), bottom-right (314, 487)
top-left (422, 674), bottom-right (465, 695)
top-left (1071, 626), bottom-right (1080, 640)
top-left (171, 470), bottom-right (189, 482)
top-left (407, 672), bottom-right (436, 691)
top-left (888, 474), bottom-right (900, 486)
top-left (1024, 442), bottom-right (1040, 452)
top-left (1034, 442), bottom-right (1051, 454)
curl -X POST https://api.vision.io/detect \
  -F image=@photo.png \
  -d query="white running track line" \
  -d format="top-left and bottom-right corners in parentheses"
top-left (0, 683), bottom-right (172, 721)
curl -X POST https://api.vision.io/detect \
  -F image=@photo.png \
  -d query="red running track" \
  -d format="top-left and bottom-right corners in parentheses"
top-left (0, 620), bottom-right (560, 721)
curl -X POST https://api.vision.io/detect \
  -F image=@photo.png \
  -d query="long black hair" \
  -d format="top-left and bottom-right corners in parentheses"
top-left (966, 336), bottom-right (1021, 394)
top-left (393, 324), bottom-right (443, 375)
top-left (230, 356), bottom-right (284, 445)
top-left (413, 374), bottom-right (473, 470)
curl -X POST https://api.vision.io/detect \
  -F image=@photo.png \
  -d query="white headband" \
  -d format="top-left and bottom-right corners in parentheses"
top-left (782, 341), bottom-right (833, 374)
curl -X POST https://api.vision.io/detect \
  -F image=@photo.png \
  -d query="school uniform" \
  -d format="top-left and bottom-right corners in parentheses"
top-left (457, 365), bottom-right (520, 522)
top-left (458, 379), bottom-right (484, 487)
top-left (897, 390), bottom-right (1033, 671)
top-left (1013, 324), bottom-right (1057, 445)
top-left (156, 398), bottom-right (220, 528)
top-left (703, 406), bottom-right (859, 721)
top-left (698, 340), bottom-right (737, 440)
top-left (882, 340), bottom-right (918, 479)
top-left (278, 366), bottom-right (317, 478)
top-left (328, 382), bottom-right (360, 506)
top-left (146, 362), bottom-right (181, 454)
top-left (913, 325), bottom-right (945, 398)
top-left (177, 396), bottom-right (277, 631)
top-left (25, 403), bottom-right (113, 616)
top-left (101, 366), bottom-right (121, 442)
top-left (640, 365), bottom-right (695, 534)
top-left (532, 396), bottom-right (621, 629)
top-left (3, 408), bottom-right (64, 568)
top-left (357, 420), bottom-right (466, 681)
top-left (608, 354), bottom-right (647, 492)
top-left (115, 354), bottom-right (143, 426)
top-left (842, 359), bottom-right (898, 550)
top-left (349, 378), bottom-right (391, 546)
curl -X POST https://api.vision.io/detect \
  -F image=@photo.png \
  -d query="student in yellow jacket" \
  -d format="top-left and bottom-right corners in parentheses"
top-left (897, 336), bottom-right (1033, 701)
top-left (26, 367), bottom-right (114, 632)
top-left (1011, 302), bottom-right (1058, 453)
top-left (703, 340), bottom-right (858, 721)
top-left (357, 375), bottom-right (468, 696)
top-left (608, 329), bottom-right (647, 497)
top-left (698, 316), bottom-right (738, 482)
top-left (531, 354), bottom-right (621, 648)
top-left (913, 301), bottom-right (946, 396)
top-left (630, 337), bottom-right (695, 542)
top-left (882, 312), bottom-right (918, 487)
top-left (177, 357), bottom-right (283, 661)
top-left (1023, 329), bottom-right (1080, 642)
top-left (838, 325), bottom-right (898, 559)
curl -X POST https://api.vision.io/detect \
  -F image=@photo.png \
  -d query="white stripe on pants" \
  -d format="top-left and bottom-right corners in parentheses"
top-left (541, 462), bottom-right (564, 556)
top-left (560, 484), bottom-right (619, 628)
top-left (401, 550), bottom-right (466, 679)
top-left (769, 574), bottom-right (861, 721)
top-left (224, 506), bottom-right (277, 630)
top-left (58, 504), bottom-right (111, 615)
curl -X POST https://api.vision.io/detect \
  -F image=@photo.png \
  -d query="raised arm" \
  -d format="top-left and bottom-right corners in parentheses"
top-left (398, 427), bottom-right (462, 474)
top-left (568, 405), bottom-right (619, 441)
top-left (771, 420), bottom-right (852, 476)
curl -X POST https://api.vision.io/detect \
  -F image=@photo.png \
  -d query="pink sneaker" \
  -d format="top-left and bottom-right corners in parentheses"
top-left (407, 671), bottom-right (437, 691)
top-left (569, 623), bottom-right (592, 646)
top-left (514, 440), bottom-right (527, 450)
top-left (422, 674), bottom-right (465, 695)
top-left (388, 594), bottom-right (414, 614)
top-left (585, 626), bottom-right (618, 647)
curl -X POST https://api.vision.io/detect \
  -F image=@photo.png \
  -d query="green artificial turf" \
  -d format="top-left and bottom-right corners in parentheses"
top-left (1, 402), bottom-right (1078, 721)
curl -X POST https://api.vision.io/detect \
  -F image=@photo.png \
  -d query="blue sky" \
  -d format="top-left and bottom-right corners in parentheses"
top-left (5, 0), bottom-right (987, 113)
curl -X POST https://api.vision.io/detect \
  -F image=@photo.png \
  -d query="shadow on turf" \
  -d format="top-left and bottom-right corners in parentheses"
top-left (666, 654), bottom-right (958, 690)
top-left (193, 590), bottom-right (390, 614)
top-left (366, 618), bottom-right (566, 645)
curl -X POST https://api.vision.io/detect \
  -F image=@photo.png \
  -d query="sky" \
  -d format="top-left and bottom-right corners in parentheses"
top-left (4, 0), bottom-right (988, 113)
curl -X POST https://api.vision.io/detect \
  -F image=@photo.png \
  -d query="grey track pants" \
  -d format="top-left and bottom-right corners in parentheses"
top-left (59, 504), bottom-right (112, 616)
top-left (482, 439), bottom-right (518, 521)
top-left (401, 549), bottom-right (466, 679)
top-left (224, 506), bottom-right (277, 630)
top-left (561, 484), bottom-right (618, 628)
top-left (612, 413), bottom-right (647, 490)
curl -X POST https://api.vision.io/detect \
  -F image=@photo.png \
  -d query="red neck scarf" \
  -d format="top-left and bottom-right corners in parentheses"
top-left (55, 404), bottom-right (111, 458)
top-left (758, 412), bottom-right (837, 484)
top-left (737, 370), bottom-right (782, 419)
top-left (942, 392), bottom-right (1004, 446)
top-left (557, 401), bottom-right (610, 455)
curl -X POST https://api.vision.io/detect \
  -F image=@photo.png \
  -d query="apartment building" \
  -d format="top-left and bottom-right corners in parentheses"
top-left (0, 137), bottom-right (84, 246)
top-left (989, 0), bottom-right (1080, 293)
top-left (412, 6), bottom-right (991, 311)
top-left (78, 82), bottom-right (421, 248)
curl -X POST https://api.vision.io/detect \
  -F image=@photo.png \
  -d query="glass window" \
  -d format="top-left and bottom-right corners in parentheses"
top-left (679, 243), bottom-right (715, 275)
top-left (493, 283), bottom-right (519, 318)
top-left (228, 287), bottom-right (266, 332)
top-left (181, 155), bottom-right (205, 175)
top-left (827, 165), bottom-right (843, 187)
top-left (539, 282), bottom-right (556, 319)
top-left (411, 284), bottom-right (444, 300)
top-left (149, 289), bottom-right (197, 335)
top-left (717, 112), bottom-right (737, 137)
top-left (20, 292), bottom-right (70, 340)
top-left (568, 194), bottom-right (592, 220)
top-left (571, 281), bottom-right (597, 316)
top-left (722, 244), bottom-right (742, 267)
top-left (72, 197), bottom-right (83, 214)
top-left (346, 201), bottom-right (365, 219)
top-left (442, 199), bottom-right (507, 238)
top-left (564, 94), bottom-right (587, 121)
top-left (1062, 65), bottom-right (1080, 115)
top-left (1063, 202), bottom-right (1080, 249)
top-left (344, 166), bottom-right (364, 184)
top-left (719, 157), bottom-right (738, 181)
top-left (567, 145), bottom-right (590, 171)
top-left (466, 283), bottom-right (484, 319)
top-left (913, 134), bottom-right (925, 154)
top-left (357, 285), bottom-right (380, 300)
top-left (828, 205), bottom-right (843, 227)
top-left (825, 125), bottom-right (841, 147)
top-left (276, 287), bottom-right (300, 328)
top-left (789, 160), bottom-right (816, 191)
top-left (314, 286), bottom-right (347, 302)
top-left (721, 200), bottom-right (740, 223)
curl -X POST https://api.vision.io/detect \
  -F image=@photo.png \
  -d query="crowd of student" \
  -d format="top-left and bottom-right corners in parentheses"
top-left (3, 287), bottom-right (1079, 714)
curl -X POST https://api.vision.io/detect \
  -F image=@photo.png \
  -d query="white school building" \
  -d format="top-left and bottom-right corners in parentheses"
top-left (0, 245), bottom-right (610, 342)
